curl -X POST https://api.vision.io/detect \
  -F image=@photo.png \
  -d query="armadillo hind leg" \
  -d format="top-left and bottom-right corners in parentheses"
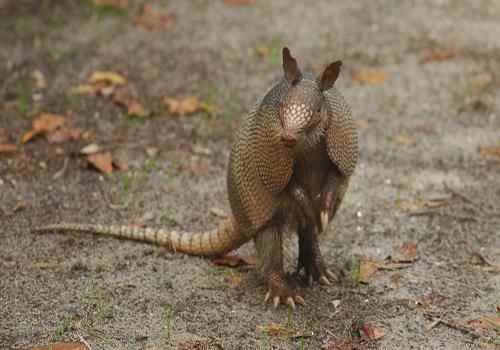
top-left (254, 225), bottom-right (305, 309)
top-left (296, 224), bottom-right (337, 287)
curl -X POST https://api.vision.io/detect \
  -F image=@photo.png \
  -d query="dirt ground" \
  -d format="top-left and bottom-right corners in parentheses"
top-left (1, 1), bottom-right (499, 349)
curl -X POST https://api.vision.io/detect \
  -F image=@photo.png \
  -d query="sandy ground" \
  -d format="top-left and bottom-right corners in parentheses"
top-left (1, 1), bottom-right (499, 349)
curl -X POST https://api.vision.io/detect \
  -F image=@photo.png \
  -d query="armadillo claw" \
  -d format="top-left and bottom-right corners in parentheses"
top-left (319, 276), bottom-right (332, 286)
top-left (264, 291), bottom-right (272, 303)
top-left (294, 295), bottom-right (306, 306)
top-left (286, 297), bottom-right (296, 310)
top-left (273, 296), bottom-right (280, 308)
top-left (320, 211), bottom-right (329, 231)
top-left (325, 269), bottom-right (337, 282)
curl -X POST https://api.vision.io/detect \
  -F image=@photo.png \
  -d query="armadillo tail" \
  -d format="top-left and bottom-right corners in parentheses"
top-left (32, 219), bottom-right (245, 257)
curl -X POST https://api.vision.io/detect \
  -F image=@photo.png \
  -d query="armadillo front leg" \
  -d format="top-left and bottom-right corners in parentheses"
top-left (254, 226), bottom-right (305, 309)
top-left (296, 224), bottom-right (336, 286)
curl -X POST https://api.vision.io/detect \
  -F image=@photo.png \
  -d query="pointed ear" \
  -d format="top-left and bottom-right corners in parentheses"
top-left (319, 60), bottom-right (342, 91)
top-left (282, 47), bottom-right (302, 84)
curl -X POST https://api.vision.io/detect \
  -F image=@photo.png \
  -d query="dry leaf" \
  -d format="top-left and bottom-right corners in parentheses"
top-left (89, 71), bottom-right (127, 86)
top-left (0, 143), bottom-right (17, 154)
top-left (420, 49), bottom-right (462, 64)
top-left (133, 4), bottom-right (175, 31)
top-left (224, 0), bottom-right (256, 4)
top-left (164, 96), bottom-right (201, 116)
top-left (479, 146), bottom-right (500, 158)
top-left (69, 84), bottom-right (97, 95)
top-left (360, 323), bottom-right (385, 340)
top-left (210, 207), bottom-right (227, 218)
top-left (212, 254), bottom-right (255, 268)
top-left (482, 316), bottom-right (500, 331)
top-left (355, 119), bottom-right (370, 129)
top-left (32, 69), bottom-right (47, 89)
top-left (87, 152), bottom-right (113, 174)
top-left (80, 143), bottom-right (100, 155)
top-left (27, 342), bottom-right (87, 350)
top-left (256, 47), bottom-right (270, 58)
top-left (358, 257), bottom-right (379, 284)
top-left (392, 134), bottom-right (416, 145)
top-left (0, 128), bottom-right (7, 143)
top-left (256, 323), bottom-right (302, 337)
top-left (351, 69), bottom-right (388, 85)
top-left (392, 243), bottom-right (418, 263)
top-left (22, 113), bottom-right (66, 143)
top-left (46, 127), bottom-right (81, 144)
top-left (113, 89), bottom-right (151, 117)
top-left (225, 273), bottom-right (244, 286)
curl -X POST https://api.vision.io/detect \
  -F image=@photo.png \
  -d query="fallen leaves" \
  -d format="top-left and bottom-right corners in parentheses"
top-left (358, 244), bottom-right (418, 284)
top-left (89, 70), bottom-right (127, 86)
top-left (359, 323), bottom-right (385, 340)
top-left (420, 48), bottom-right (463, 64)
top-left (92, 0), bottom-right (128, 9)
top-left (27, 342), bottom-right (87, 350)
top-left (256, 323), bottom-right (312, 338)
top-left (212, 254), bottom-right (257, 268)
top-left (21, 113), bottom-right (82, 144)
top-left (470, 252), bottom-right (500, 273)
top-left (133, 4), bottom-right (176, 32)
top-left (391, 133), bottom-right (416, 146)
top-left (87, 151), bottom-right (114, 175)
top-left (32, 69), bottom-right (47, 89)
top-left (113, 88), bottom-right (151, 117)
top-left (479, 146), bottom-right (500, 158)
top-left (358, 257), bottom-right (379, 284)
top-left (71, 71), bottom-right (150, 118)
top-left (394, 195), bottom-right (450, 213)
top-left (351, 69), bottom-right (388, 85)
top-left (224, 0), bottom-right (256, 5)
top-left (391, 243), bottom-right (418, 263)
top-left (163, 96), bottom-right (202, 116)
top-left (0, 128), bottom-right (17, 154)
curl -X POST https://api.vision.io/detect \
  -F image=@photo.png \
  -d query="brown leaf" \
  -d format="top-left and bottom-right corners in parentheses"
top-left (212, 254), bottom-right (255, 268)
top-left (358, 257), bottom-right (379, 284)
top-left (392, 243), bottom-right (418, 263)
top-left (133, 4), bottom-right (175, 31)
top-left (256, 46), bottom-right (270, 58)
top-left (482, 316), bottom-right (500, 331)
top-left (256, 323), bottom-right (303, 338)
top-left (68, 84), bottom-right (98, 95)
top-left (0, 128), bottom-right (7, 143)
top-left (87, 152), bottom-right (113, 175)
top-left (22, 113), bottom-right (66, 143)
top-left (89, 71), bottom-right (127, 86)
top-left (392, 134), bottom-right (416, 145)
top-left (479, 146), bottom-right (500, 158)
top-left (351, 69), bottom-right (388, 85)
top-left (164, 96), bottom-right (201, 116)
top-left (0, 143), bottom-right (17, 154)
top-left (93, 0), bottom-right (128, 8)
top-left (46, 127), bottom-right (82, 144)
top-left (112, 88), bottom-right (150, 117)
top-left (224, 0), bottom-right (256, 4)
top-left (420, 48), bottom-right (462, 64)
top-left (360, 323), bottom-right (385, 340)
top-left (27, 342), bottom-right (87, 350)
top-left (225, 273), bottom-right (244, 286)
top-left (32, 69), bottom-right (47, 89)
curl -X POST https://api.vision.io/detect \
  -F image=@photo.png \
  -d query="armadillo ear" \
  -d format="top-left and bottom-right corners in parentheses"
top-left (319, 60), bottom-right (342, 91)
top-left (282, 47), bottom-right (302, 85)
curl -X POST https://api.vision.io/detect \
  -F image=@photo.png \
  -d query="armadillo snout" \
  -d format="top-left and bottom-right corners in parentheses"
top-left (281, 130), bottom-right (297, 147)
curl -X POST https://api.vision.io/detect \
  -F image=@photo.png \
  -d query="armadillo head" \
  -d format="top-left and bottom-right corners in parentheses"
top-left (279, 47), bottom-right (342, 148)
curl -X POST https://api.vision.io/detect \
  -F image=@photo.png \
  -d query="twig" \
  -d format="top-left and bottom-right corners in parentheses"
top-left (408, 210), bottom-right (478, 222)
top-left (443, 182), bottom-right (477, 206)
top-left (77, 333), bottom-right (92, 350)
top-left (53, 157), bottom-right (69, 180)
